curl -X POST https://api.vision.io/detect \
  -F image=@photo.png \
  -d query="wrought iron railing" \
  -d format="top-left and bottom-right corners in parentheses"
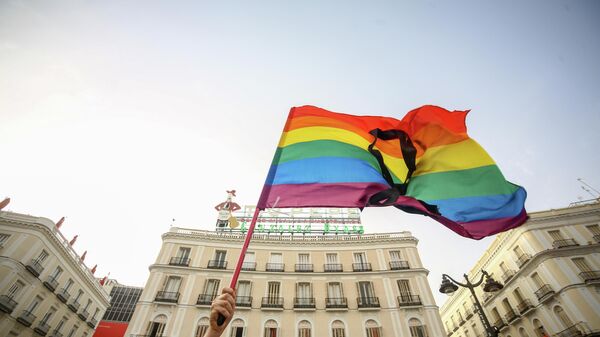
top-left (265, 263), bottom-right (285, 272)
top-left (26, 259), bottom-right (45, 277)
top-left (17, 310), bottom-right (36, 327)
top-left (502, 269), bottom-right (516, 283)
top-left (552, 239), bottom-right (579, 249)
top-left (554, 321), bottom-right (594, 337)
top-left (197, 293), bottom-right (216, 305)
top-left (324, 263), bottom-right (343, 272)
top-left (517, 299), bottom-right (534, 314)
top-left (504, 309), bottom-right (519, 322)
top-left (207, 260), bottom-right (227, 269)
top-left (325, 297), bottom-right (348, 308)
top-left (534, 284), bottom-right (554, 301)
top-left (261, 297), bottom-right (284, 308)
top-left (579, 270), bottom-right (600, 283)
top-left (155, 291), bottom-right (180, 303)
top-left (241, 261), bottom-right (256, 271)
top-left (294, 297), bottom-right (316, 308)
top-left (516, 253), bottom-right (531, 268)
top-left (357, 296), bottom-right (380, 308)
top-left (236, 296), bottom-right (252, 307)
top-left (68, 300), bottom-right (80, 313)
top-left (0, 295), bottom-right (17, 314)
top-left (34, 321), bottom-right (51, 336)
top-left (43, 275), bottom-right (59, 292)
top-left (352, 263), bottom-right (372, 272)
top-left (56, 288), bottom-right (70, 303)
top-left (389, 260), bottom-right (410, 270)
top-left (78, 309), bottom-right (90, 321)
top-left (295, 264), bottom-right (314, 272)
top-left (169, 257), bottom-right (190, 266)
top-left (397, 294), bottom-right (422, 307)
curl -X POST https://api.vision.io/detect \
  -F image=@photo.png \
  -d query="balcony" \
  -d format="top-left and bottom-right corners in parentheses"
top-left (265, 263), bottom-right (285, 272)
top-left (389, 260), bottom-right (410, 270)
top-left (294, 297), bottom-right (316, 309)
top-left (78, 309), bottom-right (89, 321)
top-left (295, 264), bottom-right (314, 272)
top-left (552, 239), bottom-right (579, 249)
top-left (580, 271), bottom-right (600, 284)
top-left (17, 310), bottom-right (36, 327)
top-left (207, 260), bottom-right (227, 269)
top-left (353, 263), bottom-right (372, 272)
top-left (241, 261), bottom-right (256, 271)
top-left (49, 330), bottom-right (64, 337)
top-left (56, 288), bottom-right (70, 303)
top-left (169, 256), bottom-right (190, 266)
top-left (325, 297), bottom-right (348, 309)
top-left (504, 309), bottom-right (519, 323)
top-left (397, 294), bottom-right (422, 307)
top-left (236, 296), bottom-right (252, 307)
top-left (155, 291), bottom-right (180, 303)
top-left (517, 299), bottom-right (534, 314)
top-left (261, 297), bottom-right (284, 309)
top-left (87, 318), bottom-right (98, 328)
top-left (502, 269), bottom-right (516, 283)
top-left (43, 275), bottom-right (59, 292)
top-left (465, 308), bottom-right (474, 319)
top-left (534, 284), bottom-right (555, 302)
top-left (324, 263), bottom-right (343, 272)
top-left (493, 319), bottom-right (507, 330)
top-left (0, 295), bottom-right (17, 314)
top-left (26, 259), bottom-right (44, 277)
top-left (554, 321), bottom-right (597, 337)
top-left (516, 253), bottom-right (531, 268)
top-left (197, 293), bottom-right (216, 306)
top-left (68, 301), bottom-right (80, 313)
top-left (357, 296), bottom-right (380, 309)
top-left (593, 234), bottom-right (600, 244)
top-left (34, 322), bottom-right (51, 336)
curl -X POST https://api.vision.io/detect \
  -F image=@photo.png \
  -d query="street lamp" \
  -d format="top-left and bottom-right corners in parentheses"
top-left (439, 270), bottom-right (503, 337)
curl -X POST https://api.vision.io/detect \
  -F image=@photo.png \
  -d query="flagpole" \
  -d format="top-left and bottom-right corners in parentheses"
top-left (217, 206), bottom-right (261, 325)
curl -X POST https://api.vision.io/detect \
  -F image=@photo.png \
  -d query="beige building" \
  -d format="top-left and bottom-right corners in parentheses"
top-left (126, 206), bottom-right (445, 337)
top-left (440, 200), bottom-right (600, 337)
top-left (0, 209), bottom-right (111, 337)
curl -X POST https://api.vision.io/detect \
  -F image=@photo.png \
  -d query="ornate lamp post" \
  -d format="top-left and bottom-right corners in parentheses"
top-left (439, 270), bottom-right (503, 337)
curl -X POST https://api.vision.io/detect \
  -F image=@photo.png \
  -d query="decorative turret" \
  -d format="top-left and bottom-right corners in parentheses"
top-left (214, 190), bottom-right (241, 230)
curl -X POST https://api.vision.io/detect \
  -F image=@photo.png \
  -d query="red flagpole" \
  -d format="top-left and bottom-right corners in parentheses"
top-left (228, 206), bottom-right (261, 288)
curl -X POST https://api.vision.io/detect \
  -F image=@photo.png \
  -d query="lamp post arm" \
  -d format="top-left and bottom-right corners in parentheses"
top-left (468, 271), bottom-right (487, 288)
top-left (442, 273), bottom-right (469, 288)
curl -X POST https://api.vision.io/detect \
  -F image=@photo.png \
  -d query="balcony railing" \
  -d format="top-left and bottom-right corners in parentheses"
top-left (0, 295), bottom-right (17, 314)
top-left (43, 275), bottom-right (59, 292)
top-left (78, 309), bottom-right (90, 321)
top-left (352, 263), bottom-right (372, 272)
top-left (389, 260), bottom-right (410, 270)
top-left (49, 330), bottom-right (64, 337)
top-left (197, 293), bottom-right (217, 305)
top-left (552, 239), bottom-right (579, 249)
top-left (554, 322), bottom-right (595, 337)
top-left (68, 301), bottom-right (80, 313)
top-left (398, 294), bottom-right (422, 307)
top-left (261, 297), bottom-right (284, 308)
top-left (324, 263), bottom-right (343, 272)
top-left (325, 297), bottom-right (348, 309)
top-left (241, 261), bottom-right (256, 271)
top-left (534, 284), bottom-right (555, 301)
top-left (465, 308), bottom-right (474, 319)
top-left (34, 321), bottom-right (51, 336)
top-left (56, 288), bottom-right (70, 303)
top-left (493, 319), bottom-right (507, 330)
top-left (502, 269), bottom-right (516, 283)
top-left (169, 257), bottom-right (190, 266)
top-left (357, 296), bottom-right (380, 308)
top-left (516, 253), bottom-right (531, 268)
top-left (504, 309), bottom-right (519, 323)
top-left (26, 259), bottom-right (45, 277)
top-left (17, 310), bottom-right (36, 327)
top-left (459, 317), bottom-right (466, 326)
top-left (87, 318), bottom-right (98, 328)
top-left (236, 296), bottom-right (252, 307)
top-left (593, 234), bottom-right (600, 244)
top-left (517, 299), bottom-right (534, 314)
top-left (207, 260), bottom-right (227, 269)
top-left (295, 264), bottom-right (314, 272)
top-left (294, 297), bottom-right (316, 309)
top-left (155, 291), bottom-right (180, 303)
top-left (265, 263), bottom-right (285, 272)
top-left (580, 271), bottom-right (600, 284)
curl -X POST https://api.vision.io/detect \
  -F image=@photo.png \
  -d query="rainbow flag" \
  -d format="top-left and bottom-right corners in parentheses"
top-left (257, 105), bottom-right (527, 239)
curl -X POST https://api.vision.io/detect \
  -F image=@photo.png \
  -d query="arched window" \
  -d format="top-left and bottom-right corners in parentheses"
top-left (365, 320), bottom-right (381, 337)
top-left (408, 318), bottom-right (427, 337)
top-left (532, 319), bottom-right (548, 337)
top-left (195, 317), bottom-right (209, 337)
top-left (332, 320), bottom-right (346, 337)
top-left (298, 320), bottom-right (311, 337)
top-left (147, 314), bottom-right (167, 337)
top-left (230, 319), bottom-right (245, 337)
top-left (519, 327), bottom-right (530, 337)
top-left (264, 319), bottom-right (278, 337)
top-left (553, 306), bottom-right (573, 329)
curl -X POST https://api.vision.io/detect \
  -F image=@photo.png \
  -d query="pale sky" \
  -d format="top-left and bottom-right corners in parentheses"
top-left (1, 0), bottom-right (599, 307)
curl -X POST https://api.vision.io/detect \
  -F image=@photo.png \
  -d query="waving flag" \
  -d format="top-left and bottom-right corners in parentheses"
top-left (257, 105), bottom-right (527, 239)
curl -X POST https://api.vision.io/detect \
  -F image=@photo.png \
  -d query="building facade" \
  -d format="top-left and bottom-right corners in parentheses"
top-left (0, 210), bottom-right (111, 337)
top-left (126, 206), bottom-right (445, 337)
top-left (440, 201), bottom-right (600, 337)
top-left (93, 280), bottom-right (143, 337)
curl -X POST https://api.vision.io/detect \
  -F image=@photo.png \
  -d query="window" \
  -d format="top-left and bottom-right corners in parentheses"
top-left (55, 317), bottom-right (67, 332)
top-left (389, 250), bottom-right (402, 261)
top-left (353, 252), bottom-right (367, 264)
top-left (146, 315), bottom-right (167, 337)
top-left (298, 320), bottom-right (311, 337)
top-left (26, 296), bottom-right (43, 313)
top-left (408, 318), bottom-right (428, 337)
top-left (397, 280), bottom-right (413, 296)
top-left (264, 319), bottom-right (278, 337)
top-left (298, 253), bottom-right (310, 264)
top-left (84, 299), bottom-right (92, 311)
top-left (531, 273), bottom-right (544, 288)
top-left (196, 317), bottom-right (209, 337)
top-left (177, 247), bottom-right (191, 259)
top-left (6, 280), bottom-right (24, 299)
top-left (533, 319), bottom-right (548, 337)
top-left (203, 279), bottom-right (220, 300)
top-left (513, 288), bottom-right (525, 303)
top-left (66, 325), bottom-right (78, 337)
top-left (74, 290), bottom-right (83, 302)
top-left (164, 276), bottom-right (182, 293)
top-left (214, 250), bottom-right (227, 262)
top-left (92, 308), bottom-right (99, 319)
top-left (243, 252), bottom-right (256, 270)
top-left (326, 253), bottom-right (338, 264)
top-left (35, 250), bottom-right (49, 264)
top-left (572, 257), bottom-right (592, 272)
top-left (230, 319), bottom-right (245, 337)
top-left (513, 246), bottom-right (524, 256)
top-left (296, 282), bottom-right (312, 306)
top-left (471, 324), bottom-right (479, 336)
top-left (332, 320), bottom-right (346, 337)
top-left (357, 281), bottom-right (375, 298)
top-left (266, 282), bottom-right (280, 303)
top-left (269, 253), bottom-right (282, 263)
top-left (586, 224), bottom-right (600, 235)
top-left (0, 233), bottom-right (10, 247)
top-left (554, 306), bottom-right (573, 329)
top-left (548, 230), bottom-right (564, 241)
top-left (50, 266), bottom-right (63, 279)
top-left (237, 280), bottom-right (251, 300)
top-left (64, 279), bottom-right (74, 291)
top-left (500, 262), bottom-right (508, 273)
top-left (365, 319), bottom-right (381, 337)
top-left (40, 307), bottom-right (56, 324)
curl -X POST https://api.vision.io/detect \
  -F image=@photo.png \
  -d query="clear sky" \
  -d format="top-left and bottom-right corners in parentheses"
top-left (2, 0), bottom-right (599, 307)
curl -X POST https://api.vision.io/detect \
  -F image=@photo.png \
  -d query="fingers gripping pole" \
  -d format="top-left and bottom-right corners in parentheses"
top-left (217, 206), bottom-right (261, 326)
